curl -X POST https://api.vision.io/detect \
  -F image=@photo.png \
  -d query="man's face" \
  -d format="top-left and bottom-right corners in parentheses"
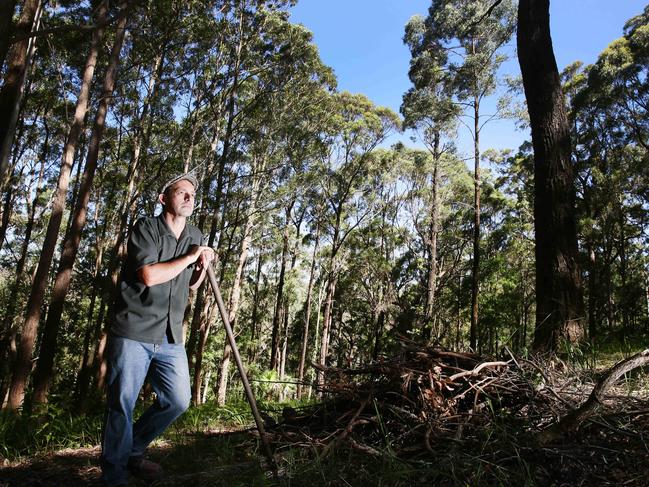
top-left (160, 179), bottom-right (196, 217)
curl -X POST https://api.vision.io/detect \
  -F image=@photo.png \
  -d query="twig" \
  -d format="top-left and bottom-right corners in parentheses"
top-left (518, 357), bottom-right (573, 408)
top-left (348, 438), bottom-right (382, 457)
top-left (320, 396), bottom-right (371, 459)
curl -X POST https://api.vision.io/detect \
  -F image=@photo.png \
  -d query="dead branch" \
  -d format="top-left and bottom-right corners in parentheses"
top-left (536, 349), bottom-right (649, 445)
top-left (320, 395), bottom-right (371, 459)
top-left (448, 361), bottom-right (509, 382)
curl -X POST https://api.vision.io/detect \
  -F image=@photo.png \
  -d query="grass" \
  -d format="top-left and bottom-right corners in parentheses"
top-left (0, 402), bottom-right (103, 461)
top-left (2, 346), bottom-right (649, 485)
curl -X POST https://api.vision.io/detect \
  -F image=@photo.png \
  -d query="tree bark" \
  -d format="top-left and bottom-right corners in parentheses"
top-left (424, 132), bottom-right (441, 339)
top-left (317, 207), bottom-right (342, 390)
top-left (279, 302), bottom-right (290, 398)
top-left (297, 229), bottom-right (319, 398)
top-left (0, 0), bottom-right (41, 185)
top-left (187, 122), bottom-right (232, 401)
top-left (269, 201), bottom-right (294, 371)
top-left (30, 0), bottom-right (129, 405)
top-left (0, 180), bottom-right (14, 253)
top-left (317, 277), bottom-right (337, 389)
top-left (74, 198), bottom-right (109, 408)
top-left (186, 63), bottom-right (239, 374)
top-left (308, 282), bottom-right (326, 399)
top-left (517, 0), bottom-right (584, 352)
top-left (618, 210), bottom-right (630, 331)
top-left (470, 96), bottom-right (481, 351)
top-left (6, 0), bottom-right (111, 410)
top-left (0, 0), bottom-right (18, 72)
top-left (587, 245), bottom-right (598, 341)
top-left (248, 250), bottom-right (264, 363)
top-left (0, 141), bottom-right (46, 405)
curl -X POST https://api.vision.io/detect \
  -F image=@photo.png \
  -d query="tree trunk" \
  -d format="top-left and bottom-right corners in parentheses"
top-left (0, 0), bottom-right (18, 72)
top-left (201, 369), bottom-right (211, 404)
top-left (424, 132), bottom-right (441, 339)
top-left (645, 271), bottom-right (649, 324)
top-left (190, 295), bottom-right (212, 406)
top-left (1, 126), bottom-right (46, 333)
top-left (30, 0), bottom-right (129, 405)
top-left (187, 124), bottom-right (232, 401)
top-left (316, 207), bottom-right (342, 389)
top-left (618, 210), bottom-right (629, 331)
top-left (248, 251), bottom-right (264, 363)
top-left (317, 277), bottom-right (337, 389)
top-left (0, 141), bottom-right (46, 405)
top-left (279, 301), bottom-right (290, 380)
top-left (186, 62), bottom-right (238, 374)
top-left (517, 0), bottom-right (584, 352)
top-left (0, 167), bottom-right (16, 253)
top-left (372, 309), bottom-right (385, 361)
top-left (470, 98), bottom-right (481, 351)
top-left (308, 282), bottom-right (326, 399)
top-left (587, 245), bottom-right (598, 341)
top-left (0, 96), bottom-right (28, 238)
top-left (215, 170), bottom-right (261, 406)
top-left (278, 205), bottom-right (305, 385)
top-left (0, 0), bottom-right (40, 185)
top-left (6, 0), bottom-right (111, 410)
top-left (74, 200), bottom-right (108, 407)
top-left (297, 229), bottom-right (319, 398)
top-left (269, 201), bottom-right (294, 371)
top-left (93, 329), bottom-right (109, 392)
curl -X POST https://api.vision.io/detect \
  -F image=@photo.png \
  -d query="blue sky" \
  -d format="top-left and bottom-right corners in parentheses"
top-left (289, 0), bottom-right (647, 156)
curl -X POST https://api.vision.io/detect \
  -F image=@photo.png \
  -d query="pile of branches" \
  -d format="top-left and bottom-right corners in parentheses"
top-left (254, 344), bottom-right (649, 483)
top-left (264, 342), bottom-right (560, 460)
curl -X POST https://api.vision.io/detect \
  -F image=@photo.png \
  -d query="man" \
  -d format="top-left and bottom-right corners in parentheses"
top-left (101, 173), bottom-right (214, 487)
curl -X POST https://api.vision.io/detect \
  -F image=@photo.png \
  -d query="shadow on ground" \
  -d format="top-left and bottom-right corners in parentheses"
top-left (0, 430), bottom-right (269, 487)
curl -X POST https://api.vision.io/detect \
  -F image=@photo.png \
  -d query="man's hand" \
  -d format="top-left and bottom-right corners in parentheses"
top-left (188, 245), bottom-right (215, 290)
top-left (138, 245), bottom-right (214, 288)
top-left (188, 245), bottom-right (215, 271)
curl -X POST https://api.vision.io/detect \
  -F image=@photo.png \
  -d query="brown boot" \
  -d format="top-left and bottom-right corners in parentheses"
top-left (127, 456), bottom-right (164, 482)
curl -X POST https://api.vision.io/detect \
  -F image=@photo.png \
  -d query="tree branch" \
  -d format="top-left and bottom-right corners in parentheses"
top-left (536, 349), bottom-right (649, 445)
top-left (11, 13), bottom-right (123, 45)
top-left (463, 0), bottom-right (505, 35)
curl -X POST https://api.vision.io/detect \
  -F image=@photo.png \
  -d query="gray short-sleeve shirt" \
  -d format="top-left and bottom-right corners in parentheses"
top-left (111, 214), bottom-right (202, 344)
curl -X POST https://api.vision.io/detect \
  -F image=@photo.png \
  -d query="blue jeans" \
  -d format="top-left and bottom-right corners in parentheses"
top-left (101, 334), bottom-right (191, 487)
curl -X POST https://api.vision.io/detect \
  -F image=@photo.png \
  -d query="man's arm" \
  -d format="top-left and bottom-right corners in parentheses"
top-left (137, 245), bottom-right (213, 287)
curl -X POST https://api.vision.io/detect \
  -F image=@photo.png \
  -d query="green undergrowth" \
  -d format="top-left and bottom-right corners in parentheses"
top-left (0, 402), bottom-right (103, 461)
top-left (0, 395), bottom-right (313, 463)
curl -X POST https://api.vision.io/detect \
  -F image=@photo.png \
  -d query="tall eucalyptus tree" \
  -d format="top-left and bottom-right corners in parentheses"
top-left (415, 0), bottom-right (515, 350)
top-left (402, 13), bottom-right (460, 339)
top-left (315, 93), bottom-right (399, 389)
top-left (517, 0), bottom-right (584, 351)
top-left (20, 0), bottom-right (131, 407)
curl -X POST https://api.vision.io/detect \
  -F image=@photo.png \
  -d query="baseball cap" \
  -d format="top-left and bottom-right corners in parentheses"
top-left (159, 171), bottom-right (199, 194)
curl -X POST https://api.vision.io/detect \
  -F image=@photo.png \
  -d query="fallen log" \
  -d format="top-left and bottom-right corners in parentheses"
top-left (536, 349), bottom-right (649, 445)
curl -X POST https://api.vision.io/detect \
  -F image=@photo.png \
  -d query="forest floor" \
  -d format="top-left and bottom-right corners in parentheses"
top-left (2, 403), bottom-right (649, 487)
top-left (2, 346), bottom-right (649, 486)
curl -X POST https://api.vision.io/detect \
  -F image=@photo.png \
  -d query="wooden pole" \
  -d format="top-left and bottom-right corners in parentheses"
top-left (205, 265), bottom-right (278, 476)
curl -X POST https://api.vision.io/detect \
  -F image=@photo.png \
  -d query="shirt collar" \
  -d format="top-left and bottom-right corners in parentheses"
top-left (157, 213), bottom-right (188, 240)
